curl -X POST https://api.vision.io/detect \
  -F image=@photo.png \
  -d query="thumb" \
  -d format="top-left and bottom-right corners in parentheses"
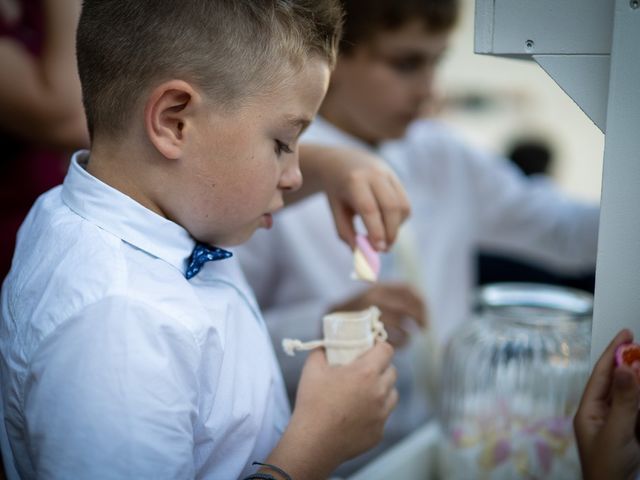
top-left (606, 367), bottom-right (640, 439)
top-left (305, 348), bottom-right (327, 365)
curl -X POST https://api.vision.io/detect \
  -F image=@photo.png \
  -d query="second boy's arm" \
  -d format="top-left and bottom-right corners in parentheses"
top-left (467, 141), bottom-right (599, 272)
top-left (294, 144), bottom-right (411, 251)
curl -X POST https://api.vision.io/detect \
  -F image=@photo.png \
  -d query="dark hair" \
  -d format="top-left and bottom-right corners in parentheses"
top-left (339, 0), bottom-right (459, 53)
top-left (77, 0), bottom-right (343, 139)
top-left (507, 140), bottom-right (553, 177)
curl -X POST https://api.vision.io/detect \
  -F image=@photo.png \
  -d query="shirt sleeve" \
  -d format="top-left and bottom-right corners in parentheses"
top-left (23, 296), bottom-right (200, 480)
top-left (466, 144), bottom-right (600, 273)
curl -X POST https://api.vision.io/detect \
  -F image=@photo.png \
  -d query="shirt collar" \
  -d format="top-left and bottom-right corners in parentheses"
top-left (61, 150), bottom-right (196, 274)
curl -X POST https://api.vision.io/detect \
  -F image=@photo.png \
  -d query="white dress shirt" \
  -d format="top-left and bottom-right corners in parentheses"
top-left (236, 117), bottom-right (599, 473)
top-left (0, 151), bottom-right (289, 480)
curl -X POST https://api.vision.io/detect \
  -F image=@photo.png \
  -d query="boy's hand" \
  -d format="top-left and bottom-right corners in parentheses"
top-left (294, 343), bottom-right (398, 460)
top-left (266, 342), bottom-right (397, 479)
top-left (297, 144), bottom-right (410, 251)
top-left (574, 329), bottom-right (640, 480)
top-left (324, 149), bottom-right (410, 252)
top-left (330, 282), bottom-right (428, 347)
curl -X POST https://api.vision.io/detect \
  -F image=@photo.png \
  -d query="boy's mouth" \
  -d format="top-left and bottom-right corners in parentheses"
top-left (261, 213), bottom-right (273, 229)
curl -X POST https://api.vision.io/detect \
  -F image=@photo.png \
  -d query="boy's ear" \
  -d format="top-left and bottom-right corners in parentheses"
top-left (144, 80), bottom-right (202, 160)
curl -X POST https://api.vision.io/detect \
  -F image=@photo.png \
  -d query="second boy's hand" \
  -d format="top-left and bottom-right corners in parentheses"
top-left (293, 144), bottom-right (411, 252)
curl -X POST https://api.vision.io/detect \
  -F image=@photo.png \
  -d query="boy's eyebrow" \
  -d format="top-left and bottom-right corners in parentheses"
top-left (385, 48), bottom-right (440, 59)
top-left (284, 115), bottom-right (312, 132)
top-left (378, 42), bottom-right (448, 58)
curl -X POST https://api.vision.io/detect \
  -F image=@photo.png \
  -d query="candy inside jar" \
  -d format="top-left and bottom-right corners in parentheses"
top-left (438, 283), bottom-right (592, 480)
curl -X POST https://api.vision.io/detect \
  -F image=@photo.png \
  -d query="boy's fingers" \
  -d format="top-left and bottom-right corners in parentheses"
top-left (349, 182), bottom-right (387, 251)
top-left (382, 301), bottom-right (426, 330)
top-left (387, 174), bottom-right (411, 221)
top-left (329, 200), bottom-right (357, 249)
top-left (583, 329), bottom-right (634, 402)
top-left (380, 364), bottom-right (397, 392)
top-left (358, 341), bottom-right (394, 372)
top-left (604, 366), bottom-right (640, 440)
top-left (394, 286), bottom-right (428, 328)
top-left (414, 310), bottom-right (428, 329)
top-left (384, 387), bottom-right (399, 415)
top-left (385, 325), bottom-right (410, 348)
top-left (378, 285), bottom-right (427, 328)
top-left (370, 176), bottom-right (403, 248)
top-left (305, 348), bottom-right (328, 368)
top-left (376, 293), bottom-right (417, 320)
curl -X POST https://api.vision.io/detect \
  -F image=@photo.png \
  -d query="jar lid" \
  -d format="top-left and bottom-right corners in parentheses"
top-left (476, 283), bottom-right (593, 321)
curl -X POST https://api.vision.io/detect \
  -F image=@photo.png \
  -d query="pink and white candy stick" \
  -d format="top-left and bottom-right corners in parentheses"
top-left (352, 234), bottom-right (381, 282)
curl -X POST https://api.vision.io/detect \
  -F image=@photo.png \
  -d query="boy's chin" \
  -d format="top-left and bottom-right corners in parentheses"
top-left (204, 217), bottom-right (270, 247)
top-left (374, 122), bottom-right (411, 143)
top-left (387, 122), bottom-right (412, 139)
top-left (224, 225), bottom-right (264, 247)
top-left (201, 232), bottom-right (251, 248)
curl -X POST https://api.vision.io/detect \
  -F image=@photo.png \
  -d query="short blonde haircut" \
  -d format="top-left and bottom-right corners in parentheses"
top-left (77, 0), bottom-right (343, 139)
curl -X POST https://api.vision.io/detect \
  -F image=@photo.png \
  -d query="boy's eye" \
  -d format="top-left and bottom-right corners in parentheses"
top-left (389, 58), bottom-right (423, 74)
top-left (386, 54), bottom-right (442, 75)
top-left (275, 140), bottom-right (293, 156)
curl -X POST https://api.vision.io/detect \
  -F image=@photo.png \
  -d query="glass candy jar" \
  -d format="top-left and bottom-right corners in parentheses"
top-left (438, 283), bottom-right (592, 480)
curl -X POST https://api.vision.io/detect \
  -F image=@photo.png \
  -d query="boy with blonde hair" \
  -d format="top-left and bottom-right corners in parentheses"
top-left (0, 1), bottom-right (409, 478)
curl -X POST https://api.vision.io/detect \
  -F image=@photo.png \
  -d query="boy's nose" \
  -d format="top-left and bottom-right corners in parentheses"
top-left (279, 160), bottom-right (303, 192)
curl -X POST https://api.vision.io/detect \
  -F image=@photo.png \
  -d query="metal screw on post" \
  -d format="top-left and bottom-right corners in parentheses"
top-left (632, 0), bottom-right (639, 9)
top-left (525, 39), bottom-right (535, 52)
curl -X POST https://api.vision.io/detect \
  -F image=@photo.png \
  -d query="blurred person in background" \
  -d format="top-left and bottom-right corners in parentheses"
top-left (477, 137), bottom-right (596, 292)
top-left (237, 0), bottom-right (599, 474)
top-left (0, 1), bottom-right (85, 476)
top-left (0, 0), bottom-right (87, 281)
top-left (506, 139), bottom-right (552, 177)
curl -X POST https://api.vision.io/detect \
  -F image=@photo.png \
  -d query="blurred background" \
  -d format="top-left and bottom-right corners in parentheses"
top-left (435, 0), bottom-right (603, 203)
top-left (430, 0), bottom-right (602, 292)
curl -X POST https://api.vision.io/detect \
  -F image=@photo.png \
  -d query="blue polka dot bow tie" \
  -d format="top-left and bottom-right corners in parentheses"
top-left (185, 242), bottom-right (233, 279)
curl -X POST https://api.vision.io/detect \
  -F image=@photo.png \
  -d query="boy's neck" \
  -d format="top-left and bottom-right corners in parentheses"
top-left (86, 139), bottom-right (169, 219)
